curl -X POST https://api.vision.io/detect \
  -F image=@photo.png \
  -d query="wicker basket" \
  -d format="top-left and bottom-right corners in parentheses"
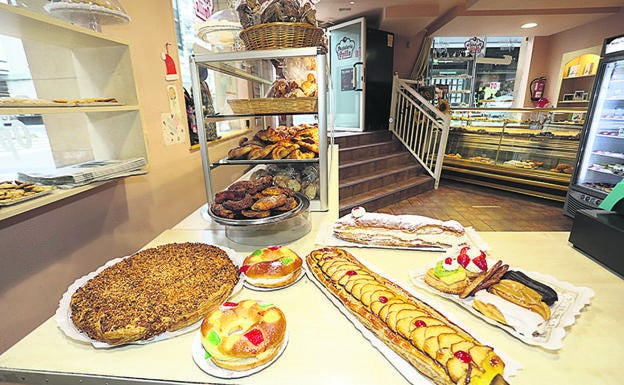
top-left (228, 97), bottom-right (317, 115)
top-left (239, 22), bottom-right (324, 50)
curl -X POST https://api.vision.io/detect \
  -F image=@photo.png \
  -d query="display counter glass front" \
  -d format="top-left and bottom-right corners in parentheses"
top-left (443, 108), bottom-right (586, 201)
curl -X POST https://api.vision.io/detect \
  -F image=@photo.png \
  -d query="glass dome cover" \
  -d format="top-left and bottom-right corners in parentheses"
top-left (195, 7), bottom-right (243, 52)
top-left (45, 0), bottom-right (131, 32)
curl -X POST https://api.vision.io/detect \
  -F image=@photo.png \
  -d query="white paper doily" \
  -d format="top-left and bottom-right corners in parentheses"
top-left (55, 244), bottom-right (245, 348)
top-left (409, 267), bottom-right (594, 351)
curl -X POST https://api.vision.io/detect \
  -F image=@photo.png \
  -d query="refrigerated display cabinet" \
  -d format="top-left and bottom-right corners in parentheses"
top-left (564, 33), bottom-right (624, 217)
top-left (443, 107), bottom-right (586, 201)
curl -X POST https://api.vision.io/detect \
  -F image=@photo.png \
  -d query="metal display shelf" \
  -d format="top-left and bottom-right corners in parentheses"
top-left (190, 46), bottom-right (329, 211)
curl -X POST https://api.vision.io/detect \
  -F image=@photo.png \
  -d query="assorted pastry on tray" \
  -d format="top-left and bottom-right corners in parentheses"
top-left (227, 123), bottom-right (319, 161)
top-left (210, 176), bottom-right (299, 220)
top-left (420, 246), bottom-right (559, 337)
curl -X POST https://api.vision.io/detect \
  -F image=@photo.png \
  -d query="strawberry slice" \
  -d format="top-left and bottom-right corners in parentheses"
top-left (457, 253), bottom-right (470, 268)
top-left (472, 252), bottom-right (488, 271)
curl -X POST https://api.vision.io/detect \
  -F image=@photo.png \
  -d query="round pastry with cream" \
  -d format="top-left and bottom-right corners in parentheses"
top-left (424, 255), bottom-right (471, 294)
top-left (200, 300), bottom-right (287, 370)
top-left (240, 246), bottom-right (303, 288)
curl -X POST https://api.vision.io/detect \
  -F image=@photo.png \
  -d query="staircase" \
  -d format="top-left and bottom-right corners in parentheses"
top-left (335, 130), bottom-right (435, 217)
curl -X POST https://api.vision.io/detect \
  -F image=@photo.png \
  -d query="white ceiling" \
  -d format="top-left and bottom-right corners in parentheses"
top-left (315, 0), bottom-right (624, 38)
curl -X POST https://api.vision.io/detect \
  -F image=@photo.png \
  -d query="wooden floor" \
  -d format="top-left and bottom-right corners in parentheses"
top-left (376, 179), bottom-right (574, 232)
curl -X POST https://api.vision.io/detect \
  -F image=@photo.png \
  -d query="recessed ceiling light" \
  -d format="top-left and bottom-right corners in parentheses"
top-left (349, 1), bottom-right (356, 4)
top-left (521, 22), bottom-right (538, 29)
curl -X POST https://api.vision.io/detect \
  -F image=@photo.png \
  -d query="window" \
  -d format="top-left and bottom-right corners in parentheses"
top-left (171, 0), bottom-right (243, 144)
top-left (0, 35), bottom-right (55, 180)
top-left (428, 36), bottom-right (524, 108)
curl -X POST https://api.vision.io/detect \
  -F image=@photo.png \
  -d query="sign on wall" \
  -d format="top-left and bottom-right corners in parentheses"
top-left (195, 0), bottom-right (214, 21)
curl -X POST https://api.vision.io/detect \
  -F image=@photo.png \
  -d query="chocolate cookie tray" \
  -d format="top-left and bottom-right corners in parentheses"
top-left (409, 267), bottom-right (594, 350)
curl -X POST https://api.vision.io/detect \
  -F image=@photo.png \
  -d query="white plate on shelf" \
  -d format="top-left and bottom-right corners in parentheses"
top-left (409, 268), bottom-right (594, 350)
top-left (191, 330), bottom-right (289, 379)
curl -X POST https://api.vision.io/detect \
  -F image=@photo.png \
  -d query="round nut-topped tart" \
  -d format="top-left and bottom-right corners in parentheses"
top-left (67, 242), bottom-right (240, 346)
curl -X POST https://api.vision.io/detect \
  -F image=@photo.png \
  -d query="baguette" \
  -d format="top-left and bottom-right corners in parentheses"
top-left (306, 247), bottom-right (508, 385)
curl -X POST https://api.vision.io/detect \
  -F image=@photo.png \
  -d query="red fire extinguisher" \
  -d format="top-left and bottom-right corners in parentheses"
top-left (530, 77), bottom-right (546, 101)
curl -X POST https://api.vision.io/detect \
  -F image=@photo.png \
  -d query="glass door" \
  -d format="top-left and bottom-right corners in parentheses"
top-left (328, 17), bottom-right (366, 132)
top-left (574, 57), bottom-right (624, 195)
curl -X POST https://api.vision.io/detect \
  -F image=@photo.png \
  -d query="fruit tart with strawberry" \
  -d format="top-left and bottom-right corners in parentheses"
top-left (424, 246), bottom-right (490, 294)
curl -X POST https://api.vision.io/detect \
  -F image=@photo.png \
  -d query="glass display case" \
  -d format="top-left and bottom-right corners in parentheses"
top-left (189, 46), bottom-right (328, 212)
top-left (443, 107), bottom-right (586, 201)
top-left (565, 33), bottom-right (624, 217)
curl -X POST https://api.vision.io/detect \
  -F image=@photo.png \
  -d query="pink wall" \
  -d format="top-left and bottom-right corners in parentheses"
top-left (539, 11), bottom-right (624, 106)
top-left (0, 0), bottom-right (245, 353)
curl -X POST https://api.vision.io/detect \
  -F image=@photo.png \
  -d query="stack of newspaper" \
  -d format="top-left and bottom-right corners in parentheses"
top-left (17, 158), bottom-right (147, 188)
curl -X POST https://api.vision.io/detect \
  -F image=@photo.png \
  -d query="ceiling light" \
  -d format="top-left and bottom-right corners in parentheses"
top-left (349, 1), bottom-right (356, 4)
top-left (521, 22), bottom-right (538, 29)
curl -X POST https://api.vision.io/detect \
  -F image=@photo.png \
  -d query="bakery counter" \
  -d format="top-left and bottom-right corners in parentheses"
top-left (1, 229), bottom-right (623, 385)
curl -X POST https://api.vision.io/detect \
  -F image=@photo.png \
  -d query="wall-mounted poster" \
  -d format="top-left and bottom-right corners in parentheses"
top-left (341, 67), bottom-right (355, 91)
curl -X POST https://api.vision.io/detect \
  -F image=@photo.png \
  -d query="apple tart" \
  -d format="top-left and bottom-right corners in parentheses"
top-left (306, 247), bottom-right (508, 385)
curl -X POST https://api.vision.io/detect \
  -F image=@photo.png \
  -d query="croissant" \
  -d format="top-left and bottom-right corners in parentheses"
top-left (286, 149), bottom-right (315, 159)
top-left (271, 142), bottom-right (299, 159)
top-left (228, 144), bottom-right (261, 159)
top-left (248, 144), bottom-right (278, 160)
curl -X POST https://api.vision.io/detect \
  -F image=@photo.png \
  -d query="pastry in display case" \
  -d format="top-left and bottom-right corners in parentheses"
top-left (443, 108), bottom-right (586, 201)
top-left (190, 46), bottom-right (328, 245)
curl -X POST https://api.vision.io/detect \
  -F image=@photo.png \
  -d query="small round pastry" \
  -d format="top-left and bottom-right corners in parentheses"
top-left (200, 300), bottom-right (287, 370)
top-left (424, 256), bottom-right (471, 294)
top-left (240, 246), bottom-right (303, 288)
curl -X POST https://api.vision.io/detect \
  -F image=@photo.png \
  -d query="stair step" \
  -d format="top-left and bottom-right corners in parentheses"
top-left (340, 152), bottom-right (414, 180)
top-left (333, 131), bottom-right (394, 148)
top-left (340, 164), bottom-right (424, 197)
top-left (338, 140), bottom-right (404, 162)
top-left (339, 176), bottom-right (434, 217)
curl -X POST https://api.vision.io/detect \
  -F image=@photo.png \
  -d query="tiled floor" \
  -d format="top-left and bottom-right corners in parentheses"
top-left (377, 179), bottom-right (574, 232)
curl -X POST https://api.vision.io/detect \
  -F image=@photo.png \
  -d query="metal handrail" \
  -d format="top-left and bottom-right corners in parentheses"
top-left (388, 74), bottom-right (450, 188)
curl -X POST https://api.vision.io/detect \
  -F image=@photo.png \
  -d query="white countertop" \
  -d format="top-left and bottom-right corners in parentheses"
top-left (0, 229), bottom-right (622, 385)
top-left (1, 145), bottom-right (622, 385)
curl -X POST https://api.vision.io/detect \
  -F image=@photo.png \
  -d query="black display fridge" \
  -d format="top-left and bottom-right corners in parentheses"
top-left (564, 33), bottom-right (624, 217)
top-left (328, 17), bottom-right (395, 132)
